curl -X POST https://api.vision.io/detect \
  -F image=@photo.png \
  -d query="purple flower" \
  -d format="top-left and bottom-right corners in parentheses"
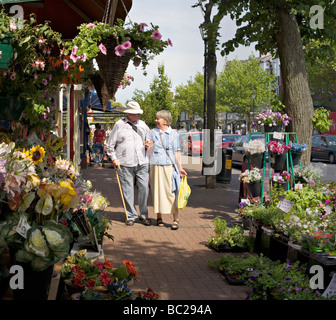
top-left (63, 59), bottom-right (69, 71)
top-left (42, 78), bottom-right (48, 86)
top-left (285, 277), bottom-right (290, 282)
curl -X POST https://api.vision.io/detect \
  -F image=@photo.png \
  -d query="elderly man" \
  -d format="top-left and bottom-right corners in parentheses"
top-left (106, 101), bottom-right (151, 226)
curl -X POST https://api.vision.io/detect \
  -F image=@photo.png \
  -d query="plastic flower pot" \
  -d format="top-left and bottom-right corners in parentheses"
top-left (264, 124), bottom-right (282, 133)
top-left (0, 97), bottom-right (26, 121)
top-left (290, 151), bottom-right (302, 166)
top-left (270, 152), bottom-right (287, 172)
top-left (250, 153), bottom-right (264, 169)
top-left (246, 180), bottom-right (262, 198)
top-left (0, 36), bottom-right (13, 70)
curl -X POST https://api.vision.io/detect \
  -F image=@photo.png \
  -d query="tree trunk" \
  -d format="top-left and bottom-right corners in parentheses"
top-left (203, 2), bottom-right (216, 189)
top-left (275, 7), bottom-right (314, 166)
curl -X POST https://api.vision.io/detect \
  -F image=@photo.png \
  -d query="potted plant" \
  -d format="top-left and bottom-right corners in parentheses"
top-left (60, 250), bottom-right (138, 299)
top-left (208, 254), bottom-right (270, 285)
top-left (243, 138), bottom-right (266, 169)
top-left (272, 171), bottom-right (291, 191)
top-left (208, 217), bottom-right (253, 252)
top-left (266, 140), bottom-right (291, 172)
top-left (67, 19), bottom-right (172, 98)
top-left (289, 142), bottom-right (307, 166)
top-left (239, 167), bottom-right (262, 198)
top-left (254, 107), bottom-right (291, 132)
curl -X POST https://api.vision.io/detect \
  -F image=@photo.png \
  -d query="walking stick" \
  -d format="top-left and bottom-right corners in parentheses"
top-left (114, 163), bottom-right (128, 221)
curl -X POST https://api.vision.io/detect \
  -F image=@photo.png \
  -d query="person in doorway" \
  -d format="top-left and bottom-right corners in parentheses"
top-left (92, 123), bottom-right (106, 165)
top-left (146, 110), bottom-right (187, 230)
top-left (106, 101), bottom-right (151, 226)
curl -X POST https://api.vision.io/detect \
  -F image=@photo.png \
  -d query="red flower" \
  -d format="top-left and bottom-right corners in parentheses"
top-left (86, 278), bottom-right (96, 289)
top-left (103, 260), bottom-right (113, 269)
top-left (99, 270), bottom-right (112, 288)
top-left (73, 270), bottom-right (87, 287)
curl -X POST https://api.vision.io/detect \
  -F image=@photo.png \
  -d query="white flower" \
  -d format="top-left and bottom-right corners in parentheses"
top-left (43, 229), bottom-right (64, 248)
top-left (27, 229), bottom-right (49, 257)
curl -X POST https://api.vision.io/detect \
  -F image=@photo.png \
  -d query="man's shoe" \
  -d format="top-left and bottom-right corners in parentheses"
top-left (142, 218), bottom-right (152, 226)
top-left (139, 217), bottom-right (152, 226)
top-left (125, 220), bottom-right (134, 226)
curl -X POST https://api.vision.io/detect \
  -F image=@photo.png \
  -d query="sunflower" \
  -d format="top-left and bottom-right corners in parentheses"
top-left (28, 145), bottom-right (46, 165)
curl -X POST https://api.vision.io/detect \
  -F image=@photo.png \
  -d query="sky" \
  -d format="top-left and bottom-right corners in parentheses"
top-left (113, 0), bottom-right (257, 105)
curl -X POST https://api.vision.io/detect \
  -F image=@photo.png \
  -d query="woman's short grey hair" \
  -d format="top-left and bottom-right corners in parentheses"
top-left (156, 110), bottom-right (172, 125)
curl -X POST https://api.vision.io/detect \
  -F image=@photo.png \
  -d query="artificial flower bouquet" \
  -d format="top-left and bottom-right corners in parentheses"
top-left (239, 168), bottom-right (262, 183)
top-left (243, 139), bottom-right (265, 154)
top-left (267, 140), bottom-right (291, 154)
top-left (254, 107), bottom-right (291, 128)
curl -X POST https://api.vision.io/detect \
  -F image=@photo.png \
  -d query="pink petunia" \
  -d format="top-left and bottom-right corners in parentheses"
top-left (152, 30), bottom-right (162, 41)
top-left (114, 45), bottom-right (125, 57)
top-left (10, 72), bottom-right (16, 80)
top-left (139, 23), bottom-right (148, 32)
top-left (63, 59), bottom-right (69, 71)
top-left (168, 38), bottom-right (173, 47)
top-left (71, 45), bottom-right (78, 56)
top-left (70, 53), bottom-right (79, 63)
top-left (82, 52), bottom-right (87, 62)
top-left (42, 78), bottom-right (48, 86)
top-left (99, 43), bottom-right (107, 55)
top-left (121, 41), bottom-right (132, 50)
top-left (86, 23), bottom-right (96, 28)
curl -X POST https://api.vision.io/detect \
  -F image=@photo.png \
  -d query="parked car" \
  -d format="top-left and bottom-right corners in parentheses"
top-left (311, 134), bottom-right (336, 164)
top-left (216, 133), bottom-right (241, 148)
top-left (229, 134), bottom-right (265, 166)
top-left (183, 131), bottom-right (203, 156)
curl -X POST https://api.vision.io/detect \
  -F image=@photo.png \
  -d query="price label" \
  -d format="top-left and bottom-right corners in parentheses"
top-left (277, 199), bottom-right (294, 213)
top-left (16, 217), bottom-right (31, 238)
top-left (295, 183), bottom-right (303, 190)
top-left (273, 132), bottom-right (284, 140)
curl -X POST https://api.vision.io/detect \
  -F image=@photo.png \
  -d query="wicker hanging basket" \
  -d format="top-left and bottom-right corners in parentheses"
top-left (95, 37), bottom-right (132, 99)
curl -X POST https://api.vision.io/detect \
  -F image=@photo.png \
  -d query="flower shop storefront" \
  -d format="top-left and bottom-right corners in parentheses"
top-left (0, 0), bottom-right (172, 300)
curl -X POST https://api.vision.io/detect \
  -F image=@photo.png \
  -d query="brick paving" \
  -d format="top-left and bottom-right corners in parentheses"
top-left (81, 155), bottom-right (252, 300)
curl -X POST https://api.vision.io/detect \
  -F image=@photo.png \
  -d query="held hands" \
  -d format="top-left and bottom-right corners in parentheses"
top-left (145, 140), bottom-right (153, 149)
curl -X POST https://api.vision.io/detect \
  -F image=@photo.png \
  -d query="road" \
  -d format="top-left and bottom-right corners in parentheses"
top-left (310, 161), bottom-right (336, 183)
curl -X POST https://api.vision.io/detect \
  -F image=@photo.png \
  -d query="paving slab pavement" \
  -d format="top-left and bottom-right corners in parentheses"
top-left (81, 155), bottom-right (252, 300)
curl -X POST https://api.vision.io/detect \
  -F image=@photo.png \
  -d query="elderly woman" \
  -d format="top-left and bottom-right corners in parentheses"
top-left (145, 110), bottom-right (187, 230)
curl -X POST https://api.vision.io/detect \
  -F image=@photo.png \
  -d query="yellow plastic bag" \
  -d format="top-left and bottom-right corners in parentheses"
top-left (178, 176), bottom-right (191, 210)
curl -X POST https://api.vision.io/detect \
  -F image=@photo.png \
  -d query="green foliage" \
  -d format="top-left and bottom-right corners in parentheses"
top-left (217, 55), bottom-right (284, 118)
top-left (85, 207), bottom-right (114, 242)
top-left (174, 72), bottom-right (204, 117)
top-left (132, 64), bottom-right (175, 128)
top-left (208, 217), bottom-right (253, 250)
top-left (250, 206), bottom-right (286, 229)
top-left (312, 107), bottom-right (332, 133)
top-left (209, 253), bottom-right (275, 281)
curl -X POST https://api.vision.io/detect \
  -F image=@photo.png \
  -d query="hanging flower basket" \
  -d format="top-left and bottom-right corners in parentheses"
top-left (95, 37), bottom-right (132, 99)
top-left (0, 35), bottom-right (13, 70)
top-left (0, 96), bottom-right (26, 120)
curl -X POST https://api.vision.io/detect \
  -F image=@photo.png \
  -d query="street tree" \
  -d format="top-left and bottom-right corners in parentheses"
top-left (217, 0), bottom-right (336, 165)
top-left (217, 55), bottom-right (284, 129)
top-left (132, 63), bottom-right (175, 128)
